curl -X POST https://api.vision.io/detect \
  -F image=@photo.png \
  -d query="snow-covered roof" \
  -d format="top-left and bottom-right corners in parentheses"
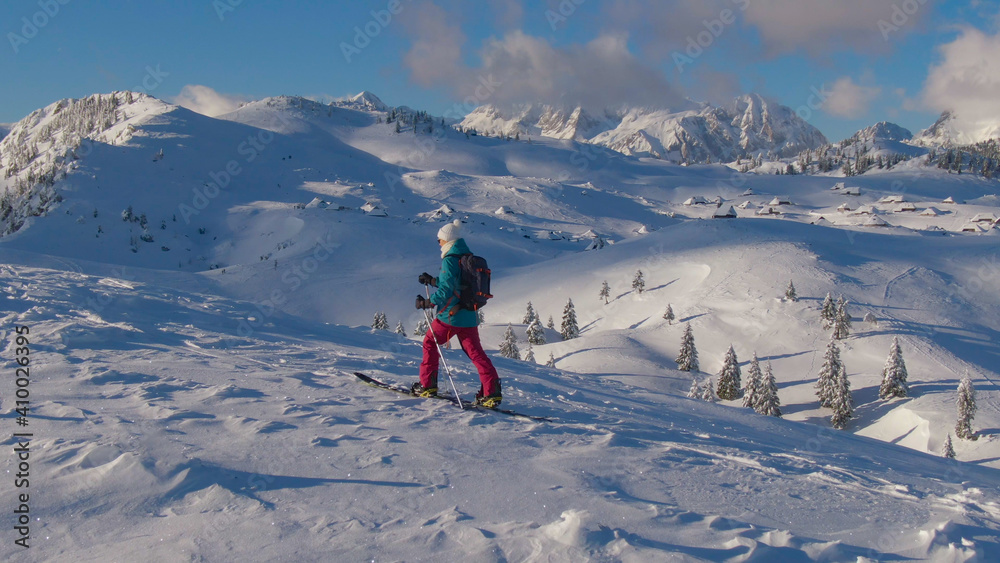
top-left (361, 202), bottom-right (387, 216)
top-left (742, 188), bottom-right (754, 196)
top-left (837, 203), bottom-right (854, 212)
top-left (942, 196), bottom-right (956, 204)
top-left (843, 187), bottom-right (861, 196)
top-left (895, 203), bottom-right (916, 212)
top-left (713, 206), bottom-right (737, 218)
top-left (971, 213), bottom-right (997, 222)
top-left (737, 200), bottom-right (754, 209)
top-left (831, 182), bottom-right (845, 190)
top-left (769, 196), bottom-right (791, 206)
top-left (864, 215), bottom-right (889, 227)
top-left (495, 206), bottom-right (513, 215)
top-left (683, 196), bottom-right (709, 205)
top-left (756, 206), bottom-right (778, 216)
top-left (961, 223), bottom-right (984, 232)
top-left (920, 207), bottom-right (941, 216)
top-left (811, 216), bottom-right (832, 226)
top-left (879, 195), bottom-right (905, 204)
top-left (305, 197), bottom-right (328, 209)
top-left (854, 205), bottom-right (875, 215)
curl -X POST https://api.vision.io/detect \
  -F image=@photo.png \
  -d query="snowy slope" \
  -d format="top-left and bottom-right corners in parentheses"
top-left (2, 91), bottom-right (1000, 560)
top-left (1, 261), bottom-right (999, 562)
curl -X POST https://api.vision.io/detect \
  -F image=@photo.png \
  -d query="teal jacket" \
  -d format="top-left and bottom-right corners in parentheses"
top-left (430, 238), bottom-right (479, 327)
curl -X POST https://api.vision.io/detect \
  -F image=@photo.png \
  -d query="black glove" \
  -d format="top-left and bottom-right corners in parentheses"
top-left (415, 295), bottom-right (435, 309)
top-left (418, 272), bottom-right (437, 286)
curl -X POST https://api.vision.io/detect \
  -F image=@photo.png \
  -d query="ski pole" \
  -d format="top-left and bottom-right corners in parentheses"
top-left (423, 285), bottom-right (464, 410)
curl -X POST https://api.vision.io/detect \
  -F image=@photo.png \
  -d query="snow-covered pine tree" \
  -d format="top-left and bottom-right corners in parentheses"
top-left (716, 345), bottom-right (743, 401)
top-left (878, 336), bottom-right (909, 399)
top-left (943, 434), bottom-right (956, 459)
top-left (687, 377), bottom-right (703, 399)
top-left (632, 270), bottom-right (645, 294)
top-left (547, 315), bottom-right (555, 330)
top-left (757, 362), bottom-right (782, 417)
top-left (816, 338), bottom-right (842, 408)
top-left (743, 353), bottom-right (763, 408)
top-left (821, 293), bottom-right (837, 328)
top-left (523, 343), bottom-right (535, 363)
top-left (499, 324), bottom-right (520, 359)
top-left (560, 299), bottom-right (579, 340)
top-left (599, 281), bottom-right (611, 304)
top-left (526, 317), bottom-right (546, 345)
top-left (523, 302), bottom-right (538, 325)
top-left (663, 304), bottom-right (675, 324)
top-left (701, 378), bottom-right (718, 403)
top-left (371, 312), bottom-right (389, 331)
top-left (832, 297), bottom-right (852, 340)
top-left (395, 321), bottom-right (407, 336)
top-left (545, 353), bottom-right (556, 368)
top-left (477, 309), bottom-right (486, 324)
top-left (785, 280), bottom-right (798, 302)
top-left (956, 373), bottom-right (978, 440)
top-left (676, 323), bottom-right (699, 372)
top-left (415, 318), bottom-right (430, 336)
top-left (830, 364), bottom-right (854, 429)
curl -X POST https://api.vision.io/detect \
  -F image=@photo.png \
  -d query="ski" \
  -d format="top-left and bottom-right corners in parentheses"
top-left (353, 372), bottom-right (551, 422)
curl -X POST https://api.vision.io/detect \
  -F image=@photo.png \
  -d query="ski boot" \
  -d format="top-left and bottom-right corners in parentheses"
top-left (410, 382), bottom-right (438, 398)
top-left (474, 390), bottom-right (502, 408)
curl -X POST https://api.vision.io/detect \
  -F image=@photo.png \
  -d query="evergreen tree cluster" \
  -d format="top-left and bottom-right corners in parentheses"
top-left (371, 312), bottom-right (389, 331)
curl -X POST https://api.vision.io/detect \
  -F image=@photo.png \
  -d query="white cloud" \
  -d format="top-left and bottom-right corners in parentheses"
top-left (921, 27), bottom-right (1000, 139)
top-left (823, 77), bottom-right (882, 119)
top-left (399, 2), bottom-right (686, 112)
top-left (171, 85), bottom-right (250, 117)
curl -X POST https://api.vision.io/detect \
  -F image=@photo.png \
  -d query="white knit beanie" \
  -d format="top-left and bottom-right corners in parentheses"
top-left (437, 219), bottom-right (462, 242)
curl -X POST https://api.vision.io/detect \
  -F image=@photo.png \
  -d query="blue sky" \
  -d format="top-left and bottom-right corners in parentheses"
top-left (2, 1), bottom-right (999, 141)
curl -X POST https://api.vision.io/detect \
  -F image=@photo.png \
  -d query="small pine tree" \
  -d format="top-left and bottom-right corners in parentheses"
top-left (785, 280), bottom-right (798, 302)
top-left (526, 318), bottom-right (546, 345)
top-left (757, 362), bottom-right (782, 417)
top-left (371, 312), bottom-right (389, 331)
top-left (743, 353), bottom-right (763, 408)
top-left (956, 373), bottom-right (978, 440)
top-left (632, 270), bottom-right (645, 294)
top-left (663, 304), bottom-right (675, 324)
top-left (821, 293), bottom-right (837, 328)
top-left (560, 299), bottom-right (579, 340)
top-left (415, 318), bottom-right (430, 336)
top-left (816, 338), bottom-right (842, 408)
top-left (716, 345), bottom-right (743, 400)
top-left (545, 352), bottom-right (556, 368)
top-left (676, 324), bottom-right (699, 372)
top-left (878, 336), bottom-right (909, 399)
top-left (547, 315), bottom-right (555, 330)
top-left (830, 364), bottom-right (854, 429)
top-left (477, 309), bottom-right (486, 324)
top-left (864, 311), bottom-right (878, 327)
top-left (523, 302), bottom-right (538, 325)
top-left (499, 324), bottom-right (520, 359)
top-left (395, 321), bottom-right (407, 336)
top-left (687, 377), bottom-right (703, 399)
top-left (523, 343), bottom-right (535, 363)
top-left (701, 378), bottom-right (718, 403)
top-left (943, 434), bottom-right (956, 459)
top-left (599, 281), bottom-right (611, 304)
top-left (832, 297), bottom-right (852, 340)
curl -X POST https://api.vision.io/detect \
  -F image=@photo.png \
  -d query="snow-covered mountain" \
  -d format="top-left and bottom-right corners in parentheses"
top-left (3, 89), bottom-right (1000, 560)
top-left (460, 94), bottom-right (828, 163)
top-left (914, 110), bottom-right (1000, 147)
top-left (850, 121), bottom-right (913, 144)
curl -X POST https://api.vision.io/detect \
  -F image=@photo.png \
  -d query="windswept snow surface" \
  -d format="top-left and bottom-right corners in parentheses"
top-left (2, 92), bottom-right (1000, 561)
